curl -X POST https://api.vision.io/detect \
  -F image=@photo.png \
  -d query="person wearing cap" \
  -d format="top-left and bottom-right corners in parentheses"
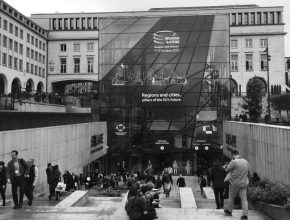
top-left (209, 160), bottom-right (226, 209)
top-left (0, 161), bottom-right (7, 206)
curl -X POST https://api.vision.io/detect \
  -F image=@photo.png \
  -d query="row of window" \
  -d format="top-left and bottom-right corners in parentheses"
top-left (0, 2), bottom-right (46, 36)
top-left (231, 53), bottom-right (269, 71)
top-left (0, 17), bottom-right (46, 51)
top-left (60, 57), bottom-right (94, 73)
top-left (231, 39), bottom-right (268, 49)
top-left (0, 52), bottom-right (45, 78)
top-left (0, 34), bottom-right (46, 65)
top-left (60, 42), bottom-right (94, 52)
top-left (231, 11), bottom-right (282, 26)
top-left (51, 17), bottom-right (98, 30)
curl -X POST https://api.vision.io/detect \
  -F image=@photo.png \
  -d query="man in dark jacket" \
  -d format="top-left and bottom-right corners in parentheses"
top-left (209, 160), bottom-right (226, 209)
top-left (6, 150), bottom-right (28, 209)
top-left (46, 163), bottom-right (54, 200)
top-left (24, 159), bottom-right (36, 206)
top-left (0, 161), bottom-right (7, 206)
top-left (176, 173), bottom-right (186, 187)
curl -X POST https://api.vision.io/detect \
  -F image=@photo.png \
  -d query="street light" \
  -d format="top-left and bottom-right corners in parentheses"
top-left (265, 47), bottom-right (271, 120)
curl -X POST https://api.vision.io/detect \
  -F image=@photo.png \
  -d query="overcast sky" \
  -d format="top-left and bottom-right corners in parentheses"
top-left (6, 0), bottom-right (290, 56)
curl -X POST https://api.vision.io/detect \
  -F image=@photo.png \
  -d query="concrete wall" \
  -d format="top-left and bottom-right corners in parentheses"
top-left (223, 121), bottom-right (290, 182)
top-left (0, 121), bottom-right (107, 197)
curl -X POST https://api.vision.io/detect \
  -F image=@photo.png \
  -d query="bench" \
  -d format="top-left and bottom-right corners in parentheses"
top-left (55, 190), bottom-right (88, 207)
top-left (202, 187), bottom-right (215, 199)
top-left (179, 187), bottom-right (197, 208)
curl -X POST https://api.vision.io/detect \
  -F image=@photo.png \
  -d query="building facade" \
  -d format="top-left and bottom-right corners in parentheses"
top-left (0, 0), bottom-right (47, 95)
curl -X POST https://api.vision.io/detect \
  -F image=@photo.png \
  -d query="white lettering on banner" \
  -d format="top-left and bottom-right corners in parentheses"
top-left (141, 92), bottom-right (182, 103)
top-left (153, 30), bottom-right (180, 53)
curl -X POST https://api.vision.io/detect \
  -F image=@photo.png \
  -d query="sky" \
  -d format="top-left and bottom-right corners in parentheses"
top-left (6, 0), bottom-right (290, 56)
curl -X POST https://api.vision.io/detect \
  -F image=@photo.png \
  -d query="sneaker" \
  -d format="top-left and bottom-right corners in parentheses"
top-left (13, 205), bottom-right (18, 209)
top-left (241, 216), bottom-right (248, 219)
top-left (224, 209), bottom-right (232, 216)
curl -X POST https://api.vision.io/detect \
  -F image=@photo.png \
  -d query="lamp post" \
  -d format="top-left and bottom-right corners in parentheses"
top-left (265, 47), bottom-right (271, 120)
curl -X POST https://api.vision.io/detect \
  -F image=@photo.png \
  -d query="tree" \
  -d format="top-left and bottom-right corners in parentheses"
top-left (270, 93), bottom-right (290, 118)
top-left (242, 78), bottom-right (264, 122)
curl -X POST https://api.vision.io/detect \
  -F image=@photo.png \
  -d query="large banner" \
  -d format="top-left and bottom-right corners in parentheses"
top-left (99, 15), bottom-right (229, 149)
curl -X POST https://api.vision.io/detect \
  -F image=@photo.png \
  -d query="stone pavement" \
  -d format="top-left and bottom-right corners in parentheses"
top-left (0, 176), bottom-right (272, 220)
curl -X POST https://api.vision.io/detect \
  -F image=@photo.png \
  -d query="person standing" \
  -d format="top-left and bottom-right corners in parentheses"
top-left (46, 163), bottom-right (54, 200)
top-left (6, 150), bottom-right (28, 209)
top-left (0, 161), bottom-right (7, 206)
top-left (185, 161), bottom-right (191, 175)
top-left (176, 173), bottom-right (186, 187)
top-left (30, 158), bottom-right (38, 199)
top-left (24, 159), bottom-right (36, 206)
top-left (172, 160), bottom-right (178, 175)
top-left (224, 150), bottom-right (251, 220)
top-left (72, 172), bottom-right (79, 190)
top-left (209, 160), bottom-right (226, 209)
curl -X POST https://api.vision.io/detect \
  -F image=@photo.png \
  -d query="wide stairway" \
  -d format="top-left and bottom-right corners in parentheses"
top-left (0, 176), bottom-right (271, 220)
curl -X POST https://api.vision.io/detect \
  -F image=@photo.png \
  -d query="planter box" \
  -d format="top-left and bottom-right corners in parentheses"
top-left (250, 201), bottom-right (290, 220)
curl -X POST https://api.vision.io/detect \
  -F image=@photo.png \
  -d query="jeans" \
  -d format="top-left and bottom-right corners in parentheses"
top-left (213, 187), bottom-right (224, 208)
top-left (228, 184), bottom-right (248, 216)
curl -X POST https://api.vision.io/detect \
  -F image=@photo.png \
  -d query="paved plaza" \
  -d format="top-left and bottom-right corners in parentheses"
top-left (0, 176), bottom-right (272, 220)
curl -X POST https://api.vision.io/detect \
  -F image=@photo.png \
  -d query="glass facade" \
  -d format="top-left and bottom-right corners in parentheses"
top-left (99, 15), bottom-right (230, 171)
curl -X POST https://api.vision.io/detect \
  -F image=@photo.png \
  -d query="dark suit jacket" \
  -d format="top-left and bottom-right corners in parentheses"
top-left (6, 158), bottom-right (28, 182)
top-left (0, 166), bottom-right (7, 185)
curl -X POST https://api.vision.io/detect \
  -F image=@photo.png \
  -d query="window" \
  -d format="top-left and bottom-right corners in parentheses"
top-left (76, 18), bottom-right (80, 29)
top-left (20, 29), bottom-right (23, 39)
top-left (231, 14), bottom-right (236, 25)
top-left (74, 58), bottom-right (80, 73)
top-left (14, 41), bottom-right (18, 52)
top-left (87, 42), bottom-right (94, 51)
top-left (43, 42), bottom-right (46, 51)
top-left (31, 64), bottom-right (34, 74)
top-left (26, 47), bottom-right (30, 58)
top-left (27, 33), bottom-right (30, 43)
top-left (35, 66), bottom-right (38, 75)
top-left (3, 19), bottom-right (7, 30)
top-left (263, 12), bottom-right (268, 24)
top-left (14, 26), bottom-right (18, 37)
top-left (250, 13), bottom-right (255, 24)
top-left (60, 44), bottom-right (66, 52)
top-left (9, 23), bottom-right (13, 33)
top-left (277, 12), bottom-right (281, 24)
top-left (230, 40), bottom-right (238, 48)
top-left (14, 57), bottom-right (18, 69)
top-left (9, 39), bottom-right (13, 50)
top-left (31, 49), bottom-right (34, 60)
top-left (39, 67), bottom-right (41, 75)
top-left (245, 39), bottom-right (252, 48)
top-left (39, 40), bottom-right (42, 50)
top-left (26, 62), bottom-right (29, 73)
top-left (2, 53), bottom-right (7, 66)
top-left (70, 18), bottom-right (74, 29)
top-left (87, 18), bottom-right (91, 29)
top-left (39, 54), bottom-right (41, 62)
top-left (269, 12), bottom-right (274, 24)
top-left (52, 19), bottom-right (57, 30)
top-left (19, 44), bottom-right (23, 55)
top-left (257, 13), bottom-right (261, 24)
top-left (238, 13), bottom-right (242, 25)
top-left (260, 54), bottom-right (268, 70)
top-left (245, 54), bottom-right (253, 71)
top-left (73, 43), bottom-right (80, 52)
top-left (35, 39), bottom-right (38, 48)
top-left (87, 57), bottom-right (93, 73)
top-left (64, 18), bottom-right (68, 30)
top-left (35, 52), bottom-right (38, 61)
top-left (31, 36), bottom-right (34, 45)
top-left (93, 18), bottom-right (98, 29)
top-left (60, 58), bottom-right (67, 73)
top-left (3, 35), bottom-right (7, 48)
top-left (230, 54), bottom-right (238, 71)
top-left (19, 59), bottom-right (23, 71)
top-left (82, 18), bottom-right (86, 29)
top-left (58, 18), bottom-right (62, 29)
top-left (260, 39), bottom-right (268, 48)
top-left (244, 13), bottom-right (249, 24)
top-left (0, 17), bottom-right (1, 28)
top-left (8, 55), bottom-right (12, 68)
